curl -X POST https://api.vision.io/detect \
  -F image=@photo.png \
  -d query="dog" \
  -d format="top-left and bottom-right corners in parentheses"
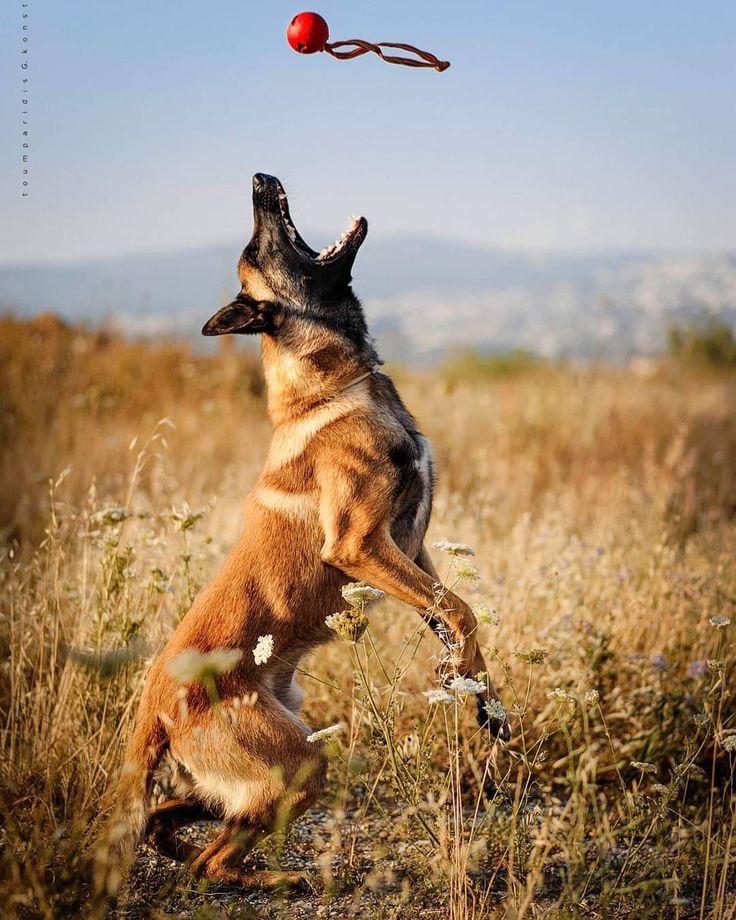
top-left (94, 173), bottom-right (510, 898)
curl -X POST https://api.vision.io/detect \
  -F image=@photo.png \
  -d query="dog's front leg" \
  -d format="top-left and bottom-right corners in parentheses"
top-left (322, 524), bottom-right (478, 674)
top-left (323, 527), bottom-right (509, 739)
top-left (415, 544), bottom-right (511, 741)
top-left (317, 458), bottom-right (479, 675)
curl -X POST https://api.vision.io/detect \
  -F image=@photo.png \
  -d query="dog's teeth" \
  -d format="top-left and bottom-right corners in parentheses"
top-left (316, 225), bottom-right (357, 262)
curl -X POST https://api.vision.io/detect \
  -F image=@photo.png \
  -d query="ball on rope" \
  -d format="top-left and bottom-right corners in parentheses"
top-left (286, 12), bottom-right (329, 55)
top-left (286, 11), bottom-right (450, 72)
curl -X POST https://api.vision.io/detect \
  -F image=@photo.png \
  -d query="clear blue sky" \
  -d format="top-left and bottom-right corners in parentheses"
top-left (1, 0), bottom-right (734, 264)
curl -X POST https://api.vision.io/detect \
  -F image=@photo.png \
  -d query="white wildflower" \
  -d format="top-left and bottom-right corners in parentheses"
top-left (253, 634), bottom-right (274, 666)
top-left (454, 558), bottom-right (480, 581)
top-left (168, 647), bottom-right (243, 684)
top-left (341, 582), bottom-right (385, 608)
top-left (473, 604), bottom-right (500, 627)
top-left (306, 723), bottom-right (344, 743)
top-left (448, 676), bottom-right (486, 696)
top-left (651, 783), bottom-right (669, 795)
top-left (584, 689), bottom-right (600, 705)
top-left (423, 688), bottom-right (455, 704)
top-left (721, 735), bottom-right (736, 753)
top-left (483, 699), bottom-right (508, 722)
top-left (709, 615), bottom-right (731, 631)
top-left (325, 609), bottom-right (369, 642)
top-left (514, 647), bottom-right (549, 665)
top-left (90, 507), bottom-right (131, 527)
top-left (631, 761), bottom-right (658, 776)
top-left (432, 541), bottom-right (476, 557)
top-left (685, 764), bottom-right (706, 780)
top-left (549, 687), bottom-right (576, 706)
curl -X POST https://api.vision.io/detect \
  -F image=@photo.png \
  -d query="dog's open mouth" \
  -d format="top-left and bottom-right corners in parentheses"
top-left (311, 213), bottom-right (363, 264)
top-left (258, 174), bottom-right (366, 266)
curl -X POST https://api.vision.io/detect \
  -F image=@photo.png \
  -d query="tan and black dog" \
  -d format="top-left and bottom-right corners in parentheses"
top-left (95, 173), bottom-right (510, 897)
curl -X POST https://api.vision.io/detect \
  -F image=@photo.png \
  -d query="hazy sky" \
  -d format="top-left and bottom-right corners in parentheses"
top-left (1, 1), bottom-right (735, 264)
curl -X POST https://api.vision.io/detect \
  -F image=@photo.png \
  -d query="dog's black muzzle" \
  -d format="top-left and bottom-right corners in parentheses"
top-left (252, 173), bottom-right (282, 214)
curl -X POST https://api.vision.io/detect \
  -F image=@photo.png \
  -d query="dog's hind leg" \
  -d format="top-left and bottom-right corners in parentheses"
top-left (177, 691), bottom-right (327, 889)
top-left (144, 798), bottom-right (218, 862)
top-left (190, 820), bottom-right (310, 889)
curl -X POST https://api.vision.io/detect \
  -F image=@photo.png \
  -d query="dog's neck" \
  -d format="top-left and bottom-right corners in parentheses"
top-left (261, 330), bottom-right (376, 427)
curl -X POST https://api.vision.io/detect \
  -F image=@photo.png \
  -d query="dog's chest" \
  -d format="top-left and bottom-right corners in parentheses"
top-left (390, 433), bottom-right (434, 560)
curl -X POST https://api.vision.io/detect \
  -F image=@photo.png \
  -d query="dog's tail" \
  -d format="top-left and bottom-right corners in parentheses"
top-left (93, 704), bottom-right (167, 905)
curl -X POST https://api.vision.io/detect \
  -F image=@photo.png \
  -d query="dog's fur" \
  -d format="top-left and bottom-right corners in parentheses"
top-left (94, 174), bottom-right (509, 898)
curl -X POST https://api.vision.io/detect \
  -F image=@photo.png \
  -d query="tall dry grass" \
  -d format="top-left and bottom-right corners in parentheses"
top-left (1, 315), bottom-right (735, 918)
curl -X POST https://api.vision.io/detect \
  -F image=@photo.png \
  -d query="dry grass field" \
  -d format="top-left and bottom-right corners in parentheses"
top-left (1, 314), bottom-right (735, 919)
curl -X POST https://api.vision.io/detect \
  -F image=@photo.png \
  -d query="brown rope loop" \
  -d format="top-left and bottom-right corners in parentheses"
top-left (324, 39), bottom-right (450, 72)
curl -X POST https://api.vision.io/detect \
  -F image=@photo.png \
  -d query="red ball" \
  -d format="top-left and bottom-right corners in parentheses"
top-left (286, 11), bottom-right (329, 54)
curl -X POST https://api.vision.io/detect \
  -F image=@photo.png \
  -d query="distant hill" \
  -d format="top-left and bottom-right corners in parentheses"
top-left (1, 237), bottom-right (734, 361)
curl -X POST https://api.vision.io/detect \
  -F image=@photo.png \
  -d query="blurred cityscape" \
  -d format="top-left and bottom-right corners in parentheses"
top-left (1, 239), bottom-right (734, 362)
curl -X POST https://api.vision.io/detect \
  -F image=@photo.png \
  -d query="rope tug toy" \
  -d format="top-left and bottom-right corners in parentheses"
top-left (286, 11), bottom-right (450, 73)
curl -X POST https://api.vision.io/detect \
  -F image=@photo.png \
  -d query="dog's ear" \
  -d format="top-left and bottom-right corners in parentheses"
top-left (202, 294), bottom-right (273, 336)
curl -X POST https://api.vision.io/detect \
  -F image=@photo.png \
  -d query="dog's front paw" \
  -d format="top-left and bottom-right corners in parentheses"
top-left (476, 695), bottom-right (512, 743)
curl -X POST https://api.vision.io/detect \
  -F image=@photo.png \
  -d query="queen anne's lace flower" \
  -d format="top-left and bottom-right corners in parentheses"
top-left (631, 761), bottom-right (658, 775)
top-left (473, 604), bottom-right (500, 627)
top-left (721, 734), bottom-right (736, 753)
top-left (514, 647), bottom-right (549, 665)
top-left (454, 559), bottom-right (480, 581)
top-left (168, 647), bottom-right (242, 683)
top-left (306, 723), bottom-right (344, 743)
top-left (686, 763), bottom-right (706, 779)
top-left (432, 541), bottom-right (475, 557)
top-left (423, 688), bottom-right (455, 704)
top-left (325, 608), bottom-right (369, 642)
top-left (710, 615), bottom-right (731, 631)
top-left (253, 634), bottom-right (274, 666)
top-left (341, 583), bottom-right (385, 608)
top-left (549, 687), bottom-right (576, 705)
top-left (483, 699), bottom-right (507, 722)
top-left (448, 676), bottom-right (486, 695)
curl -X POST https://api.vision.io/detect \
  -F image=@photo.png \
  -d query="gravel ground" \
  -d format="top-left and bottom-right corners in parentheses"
top-left (118, 806), bottom-right (444, 920)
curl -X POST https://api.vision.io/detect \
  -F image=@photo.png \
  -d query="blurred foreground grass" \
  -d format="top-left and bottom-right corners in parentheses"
top-left (1, 315), bottom-right (735, 918)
